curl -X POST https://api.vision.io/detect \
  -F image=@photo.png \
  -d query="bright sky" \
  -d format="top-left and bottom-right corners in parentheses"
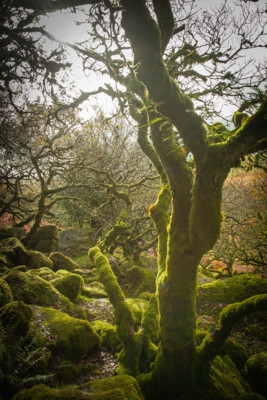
top-left (40, 0), bottom-right (266, 121)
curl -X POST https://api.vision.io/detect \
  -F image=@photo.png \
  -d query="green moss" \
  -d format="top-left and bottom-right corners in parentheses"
top-left (50, 252), bottom-right (79, 272)
top-left (27, 251), bottom-right (53, 270)
top-left (245, 352), bottom-right (267, 397)
top-left (56, 362), bottom-right (97, 384)
top-left (4, 269), bottom-right (86, 319)
top-left (210, 355), bottom-right (252, 399)
top-left (93, 320), bottom-right (120, 351)
top-left (220, 339), bottom-right (248, 371)
top-left (0, 237), bottom-right (29, 266)
top-left (0, 277), bottom-right (13, 307)
top-left (0, 300), bottom-right (32, 336)
top-left (125, 266), bottom-right (156, 297)
top-left (0, 226), bottom-right (16, 240)
top-left (82, 285), bottom-right (108, 298)
top-left (126, 298), bottom-right (148, 326)
top-left (27, 267), bottom-right (56, 281)
top-left (51, 273), bottom-right (84, 302)
top-left (88, 247), bottom-right (142, 376)
top-left (41, 307), bottom-right (100, 361)
top-left (11, 383), bottom-right (127, 400)
top-left (86, 374), bottom-right (144, 400)
top-left (28, 225), bottom-right (59, 254)
top-left (197, 274), bottom-right (267, 316)
top-left (232, 112), bottom-right (248, 128)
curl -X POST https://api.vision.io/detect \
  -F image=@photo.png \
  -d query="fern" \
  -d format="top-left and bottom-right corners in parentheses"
top-left (0, 321), bottom-right (52, 399)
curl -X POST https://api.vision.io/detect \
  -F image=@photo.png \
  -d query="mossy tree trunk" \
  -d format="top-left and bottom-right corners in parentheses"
top-left (119, 0), bottom-right (267, 398)
top-left (88, 247), bottom-right (159, 376)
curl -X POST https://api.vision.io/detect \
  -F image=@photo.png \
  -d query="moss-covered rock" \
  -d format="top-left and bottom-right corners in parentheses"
top-left (93, 320), bottom-right (120, 351)
top-left (4, 269), bottom-right (86, 319)
top-left (245, 353), bottom-right (267, 398)
top-left (85, 374), bottom-right (144, 400)
top-left (82, 284), bottom-right (108, 298)
top-left (27, 251), bottom-right (53, 270)
top-left (197, 274), bottom-right (267, 316)
top-left (0, 278), bottom-right (13, 307)
top-left (210, 355), bottom-right (254, 399)
top-left (39, 307), bottom-right (100, 361)
top-left (11, 383), bottom-right (127, 400)
top-left (50, 252), bottom-right (79, 272)
top-left (56, 362), bottom-right (97, 384)
top-left (0, 300), bottom-right (32, 336)
top-left (51, 273), bottom-right (84, 302)
top-left (125, 266), bottom-right (156, 297)
top-left (0, 237), bottom-right (29, 266)
top-left (27, 267), bottom-right (56, 281)
top-left (28, 225), bottom-right (59, 254)
top-left (220, 339), bottom-right (248, 371)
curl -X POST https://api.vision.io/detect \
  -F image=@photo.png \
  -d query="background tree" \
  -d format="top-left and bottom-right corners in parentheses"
top-left (205, 166), bottom-right (266, 277)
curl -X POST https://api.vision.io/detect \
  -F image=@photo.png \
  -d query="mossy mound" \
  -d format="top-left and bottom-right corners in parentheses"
top-left (0, 277), bottom-right (13, 307)
top-left (197, 274), bottom-right (267, 316)
top-left (82, 284), bottom-right (108, 298)
top-left (245, 352), bottom-right (267, 398)
top-left (125, 266), bottom-right (156, 297)
top-left (51, 273), bottom-right (84, 302)
top-left (56, 362), bottom-right (97, 384)
top-left (28, 225), bottom-right (59, 254)
top-left (210, 355), bottom-right (254, 399)
top-left (93, 320), bottom-right (120, 351)
top-left (27, 267), bottom-right (56, 281)
top-left (39, 307), bottom-right (100, 361)
top-left (27, 251), bottom-right (53, 270)
top-left (85, 374), bottom-right (144, 400)
top-left (11, 383), bottom-right (126, 400)
top-left (4, 269), bottom-right (86, 319)
top-left (50, 252), bottom-right (79, 272)
top-left (0, 300), bottom-right (32, 336)
top-left (0, 237), bottom-right (29, 266)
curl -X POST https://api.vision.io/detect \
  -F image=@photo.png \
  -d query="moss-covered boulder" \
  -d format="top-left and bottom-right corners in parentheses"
top-left (11, 383), bottom-right (127, 400)
top-left (0, 278), bottom-right (13, 307)
top-left (38, 307), bottom-right (100, 361)
top-left (85, 374), bottom-right (144, 400)
top-left (27, 250), bottom-right (53, 270)
top-left (4, 269), bottom-right (86, 319)
top-left (28, 225), bottom-right (59, 254)
top-left (0, 301), bottom-right (32, 336)
top-left (27, 267), bottom-right (56, 281)
top-left (50, 252), bottom-right (79, 272)
top-left (210, 355), bottom-right (254, 399)
top-left (245, 353), bottom-right (267, 398)
top-left (197, 274), bottom-right (267, 316)
top-left (51, 272), bottom-right (84, 302)
top-left (82, 284), bottom-right (108, 298)
top-left (56, 362), bottom-right (97, 384)
top-left (125, 266), bottom-right (156, 297)
top-left (0, 237), bottom-right (29, 266)
top-left (93, 320), bottom-right (120, 351)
